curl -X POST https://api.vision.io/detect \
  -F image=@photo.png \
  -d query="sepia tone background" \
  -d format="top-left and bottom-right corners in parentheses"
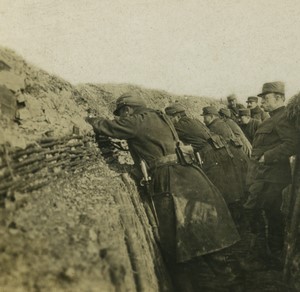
top-left (1, 1), bottom-right (300, 291)
top-left (1, 0), bottom-right (300, 100)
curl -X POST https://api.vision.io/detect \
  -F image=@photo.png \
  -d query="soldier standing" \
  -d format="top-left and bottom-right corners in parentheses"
top-left (244, 82), bottom-right (299, 268)
top-left (219, 108), bottom-right (252, 156)
top-left (239, 109), bottom-right (261, 144)
top-left (226, 94), bottom-right (245, 122)
top-left (202, 106), bottom-right (250, 168)
top-left (165, 103), bottom-right (248, 223)
top-left (246, 96), bottom-right (269, 122)
top-left (86, 93), bottom-right (242, 291)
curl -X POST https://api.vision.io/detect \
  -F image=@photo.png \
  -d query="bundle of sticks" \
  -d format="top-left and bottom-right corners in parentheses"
top-left (0, 135), bottom-right (100, 199)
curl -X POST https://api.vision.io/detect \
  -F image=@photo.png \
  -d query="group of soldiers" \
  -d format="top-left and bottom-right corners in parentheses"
top-left (86, 81), bottom-right (299, 291)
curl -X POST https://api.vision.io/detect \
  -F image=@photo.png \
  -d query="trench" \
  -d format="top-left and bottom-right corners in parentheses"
top-left (1, 46), bottom-right (300, 292)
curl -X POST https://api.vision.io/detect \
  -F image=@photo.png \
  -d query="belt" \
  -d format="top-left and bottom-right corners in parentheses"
top-left (149, 154), bottom-right (178, 170)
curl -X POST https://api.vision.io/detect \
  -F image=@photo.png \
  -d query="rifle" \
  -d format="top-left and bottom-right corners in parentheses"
top-left (140, 160), bottom-right (160, 227)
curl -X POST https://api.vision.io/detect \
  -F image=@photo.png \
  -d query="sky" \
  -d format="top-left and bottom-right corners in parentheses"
top-left (1, 0), bottom-right (300, 101)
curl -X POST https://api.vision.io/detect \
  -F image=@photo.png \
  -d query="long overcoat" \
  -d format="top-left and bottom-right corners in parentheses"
top-left (207, 118), bottom-right (250, 188)
top-left (224, 118), bottom-right (252, 156)
top-left (248, 106), bottom-right (299, 186)
top-left (245, 106), bottom-right (299, 209)
top-left (89, 108), bottom-right (240, 263)
top-left (173, 115), bottom-right (246, 204)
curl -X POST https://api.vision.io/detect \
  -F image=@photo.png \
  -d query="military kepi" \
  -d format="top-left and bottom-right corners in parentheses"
top-left (239, 109), bottom-right (251, 117)
top-left (246, 96), bottom-right (258, 103)
top-left (113, 92), bottom-right (147, 116)
top-left (227, 94), bottom-right (237, 101)
top-left (218, 108), bottom-right (231, 118)
top-left (201, 106), bottom-right (219, 116)
top-left (258, 81), bottom-right (285, 97)
top-left (165, 103), bottom-right (186, 115)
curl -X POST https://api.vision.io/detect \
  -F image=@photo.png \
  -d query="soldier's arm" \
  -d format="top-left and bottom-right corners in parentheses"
top-left (87, 116), bottom-right (138, 140)
top-left (264, 119), bottom-right (299, 163)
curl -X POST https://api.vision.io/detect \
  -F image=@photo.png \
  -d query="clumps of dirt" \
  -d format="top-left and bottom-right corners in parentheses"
top-left (0, 47), bottom-right (93, 149)
top-left (76, 82), bottom-right (222, 120)
top-left (0, 46), bottom-right (223, 150)
top-left (0, 162), bottom-right (168, 292)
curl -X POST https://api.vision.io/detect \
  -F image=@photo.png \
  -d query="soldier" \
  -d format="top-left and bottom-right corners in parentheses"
top-left (226, 94), bottom-right (245, 122)
top-left (165, 103), bottom-right (248, 228)
top-left (239, 108), bottom-right (261, 144)
top-left (219, 107), bottom-right (252, 157)
top-left (218, 107), bottom-right (232, 120)
top-left (244, 81), bottom-right (299, 268)
top-left (246, 96), bottom-right (269, 122)
top-left (86, 93), bottom-right (242, 291)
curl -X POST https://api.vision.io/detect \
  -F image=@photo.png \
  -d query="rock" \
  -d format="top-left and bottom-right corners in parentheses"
top-left (89, 229), bottom-right (98, 241)
top-left (64, 267), bottom-right (76, 280)
top-left (0, 71), bottom-right (25, 92)
top-left (0, 85), bottom-right (16, 119)
top-left (4, 199), bottom-right (16, 211)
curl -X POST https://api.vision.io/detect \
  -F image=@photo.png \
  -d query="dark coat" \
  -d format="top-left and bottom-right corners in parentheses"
top-left (250, 106), bottom-right (269, 122)
top-left (249, 106), bottom-right (299, 185)
top-left (173, 116), bottom-right (247, 203)
top-left (208, 118), bottom-right (246, 150)
top-left (224, 118), bottom-right (252, 156)
top-left (207, 118), bottom-right (250, 187)
top-left (89, 108), bottom-right (239, 263)
top-left (240, 118), bottom-right (261, 144)
top-left (228, 103), bottom-right (245, 122)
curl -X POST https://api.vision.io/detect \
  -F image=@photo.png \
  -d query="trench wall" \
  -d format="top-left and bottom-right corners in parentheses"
top-left (0, 46), bottom-right (218, 292)
top-left (0, 47), bottom-right (175, 292)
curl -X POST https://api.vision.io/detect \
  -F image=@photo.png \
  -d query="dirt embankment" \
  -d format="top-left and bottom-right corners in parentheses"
top-left (2, 46), bottom-right (300, 292)
top-left (0, 47), bottom-right (221, 292)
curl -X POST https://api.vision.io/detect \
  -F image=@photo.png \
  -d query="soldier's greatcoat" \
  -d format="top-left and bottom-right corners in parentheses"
top-left (207, 117), bottom-right (250, 187)
top-left (246, 106), bottom-right (299, 206)
top-left (250, 106), bottom-right (298, 186)
top-left (224, 118), bottom-right (252, 156)
top-left (245, 106), bottom-right (299, 253)
top-left (89, 108), bottom-right (239, 263)
top-left (173, 115), bottom-right (246, 204)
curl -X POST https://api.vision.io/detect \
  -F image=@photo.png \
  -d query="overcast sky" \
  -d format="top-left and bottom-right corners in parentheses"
top-left (1, 0), bottom-right (300, 101)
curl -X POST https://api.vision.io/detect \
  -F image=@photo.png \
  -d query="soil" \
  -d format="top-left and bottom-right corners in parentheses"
top-left (0, 46), bottom-right (299, 292)
top-left (0, 162), bottom-right (169, 292)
